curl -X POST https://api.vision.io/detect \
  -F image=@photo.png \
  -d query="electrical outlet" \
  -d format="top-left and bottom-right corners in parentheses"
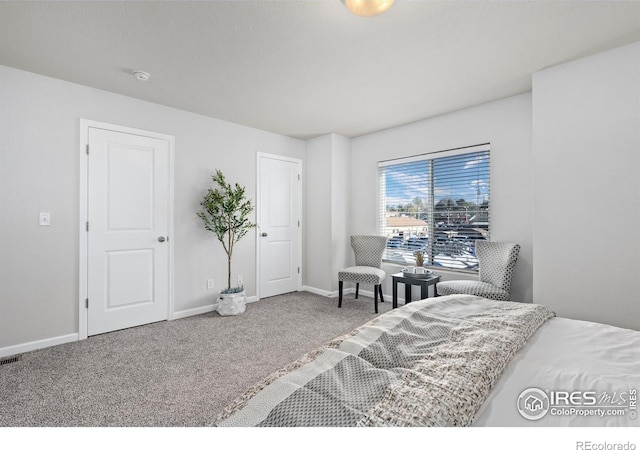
top-left (207, 279), bottom-right (214, 290)
top-left (237, 275), bottom-right (243, 286)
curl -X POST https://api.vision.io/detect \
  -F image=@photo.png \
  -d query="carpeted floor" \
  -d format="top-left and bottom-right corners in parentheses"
top-left (0, 291), bottom-right (391, 426)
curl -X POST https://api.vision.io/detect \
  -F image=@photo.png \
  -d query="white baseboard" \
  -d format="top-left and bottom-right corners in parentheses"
top-left (355, 288), bottom-right (375, 299)
top-left (0, 333), bottom-right (79, 359)
top-left (302, 285), bottom-right (398, 300)
top-left (301, 285), bottom-right (358, 298)
top-left (171, 296), bottom-right (258, 320)
top-left (302, 285), bottom-right (333, 297)
top-left (302, 285), bottom-right (412, 305)
top-left (171, 304), bottom-right (215, 320)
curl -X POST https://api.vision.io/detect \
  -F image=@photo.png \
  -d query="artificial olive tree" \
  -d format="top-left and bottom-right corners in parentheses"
top-left (198, 170), bottom-right (256, 292)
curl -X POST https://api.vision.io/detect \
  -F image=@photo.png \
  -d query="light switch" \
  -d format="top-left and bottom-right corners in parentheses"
top-left (39, 212), bottom-right (51, 226)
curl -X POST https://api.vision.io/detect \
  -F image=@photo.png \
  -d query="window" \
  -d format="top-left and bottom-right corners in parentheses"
top-left (378, 144), bottom-right (490, 272)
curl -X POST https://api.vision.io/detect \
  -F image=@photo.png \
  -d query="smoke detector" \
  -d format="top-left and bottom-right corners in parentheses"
top-left (132, 70), bottom-right (151, 82)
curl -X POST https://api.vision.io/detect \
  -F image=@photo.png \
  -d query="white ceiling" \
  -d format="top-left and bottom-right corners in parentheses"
top-left (1, 1), bottom-right (640, 140)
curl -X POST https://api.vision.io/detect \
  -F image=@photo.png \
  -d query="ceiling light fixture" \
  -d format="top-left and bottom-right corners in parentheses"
top-left (132, 70), bottom-right (151, 82)
top-left (345, 0), bottom-right (394, 17)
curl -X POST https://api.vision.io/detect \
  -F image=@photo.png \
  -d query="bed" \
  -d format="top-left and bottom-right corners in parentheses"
top-left (214, 295), bottom-right (640, 427)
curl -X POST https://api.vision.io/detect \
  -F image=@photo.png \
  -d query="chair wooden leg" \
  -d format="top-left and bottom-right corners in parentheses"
top-left (374, 284), bottom-right (379, 314)
top-left (355, 283), bottom-right (359, 299)
top-left (338, 281), bottom-right (343, 308)
top-left (379, 284), bottom-right (385, 302)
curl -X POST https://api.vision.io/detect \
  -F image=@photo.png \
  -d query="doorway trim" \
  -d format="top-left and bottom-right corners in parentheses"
top-left (255, 152), bottom-right (303, 300)
top-left (78, 119), bottom-right (175, 340)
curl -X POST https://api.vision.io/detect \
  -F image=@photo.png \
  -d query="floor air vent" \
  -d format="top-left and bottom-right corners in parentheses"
top-left (0, 355), bottom-right (22, 366)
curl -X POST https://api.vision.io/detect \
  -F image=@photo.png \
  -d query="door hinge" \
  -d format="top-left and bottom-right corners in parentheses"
top-left (298, 267), bottom-right (300, 274)
top-left (85, 298), bottom-right (89, 308)
top-left (86, 221), bottom-right (89, 232)
top-left (298, 174), bottom-right (300, 181)
top-left (86, 144), bottom-right (89, 155)
top-left (298, 220), bottom-right (300, 227)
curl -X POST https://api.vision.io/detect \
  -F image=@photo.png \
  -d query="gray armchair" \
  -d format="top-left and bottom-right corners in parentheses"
top-left (436, 241), bottom-right (520, 301)
top-left (338, 235), bottom-right (388, 313)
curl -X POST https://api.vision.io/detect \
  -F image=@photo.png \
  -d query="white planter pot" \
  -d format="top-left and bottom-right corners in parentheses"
top-left (217, 291), bottom-right (246, 316)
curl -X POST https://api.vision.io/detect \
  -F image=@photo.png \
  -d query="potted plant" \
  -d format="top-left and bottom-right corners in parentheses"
top-left (198, 169), bottom-right (256, 316)
top-left (415, 251), bottom-right (424, 268)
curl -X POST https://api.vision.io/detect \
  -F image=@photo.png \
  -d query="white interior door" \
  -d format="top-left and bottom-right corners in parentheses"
top-left (87, 127), bottom-right (171, 336)
top-left (258, 154), bottom-right (301, 298)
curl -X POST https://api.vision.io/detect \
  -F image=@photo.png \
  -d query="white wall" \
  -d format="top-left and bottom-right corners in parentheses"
top-left (532, 42), bottom-right (640, 330)
top-left (330, 134), bottom-right (352, 292)
top-left (303, 134), bottom-right (352, 295)
top-left (0, 65), bottom-right (305, 350)
top-left (304, 135), bottom-right (333, 291)
top-left (350, 94), bottom-right (534, 302)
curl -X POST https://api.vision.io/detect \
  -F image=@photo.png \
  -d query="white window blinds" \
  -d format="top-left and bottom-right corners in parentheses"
top-left (378, 144), bottom-right (490, 272)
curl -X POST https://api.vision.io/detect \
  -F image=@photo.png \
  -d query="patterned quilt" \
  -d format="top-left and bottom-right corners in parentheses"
top-left (214, 295), bottom-right (555, 427)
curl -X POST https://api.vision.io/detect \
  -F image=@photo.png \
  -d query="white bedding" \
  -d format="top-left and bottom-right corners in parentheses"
top-left (215, 294), bottom-right (639, 427)
top-left (474, 316), bottom-right (640, 426)
top-left (215, 295), bottom-right (555, 427)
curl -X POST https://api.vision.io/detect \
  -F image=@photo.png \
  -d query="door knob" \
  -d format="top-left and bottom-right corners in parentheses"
top-left (158, 236), bottom-right (166, 242)
top-left (261, 232), bottom-right (268, 237)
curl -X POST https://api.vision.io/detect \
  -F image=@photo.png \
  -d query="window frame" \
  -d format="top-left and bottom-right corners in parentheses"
top-left (378, 143), bottom-right (491, 273)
